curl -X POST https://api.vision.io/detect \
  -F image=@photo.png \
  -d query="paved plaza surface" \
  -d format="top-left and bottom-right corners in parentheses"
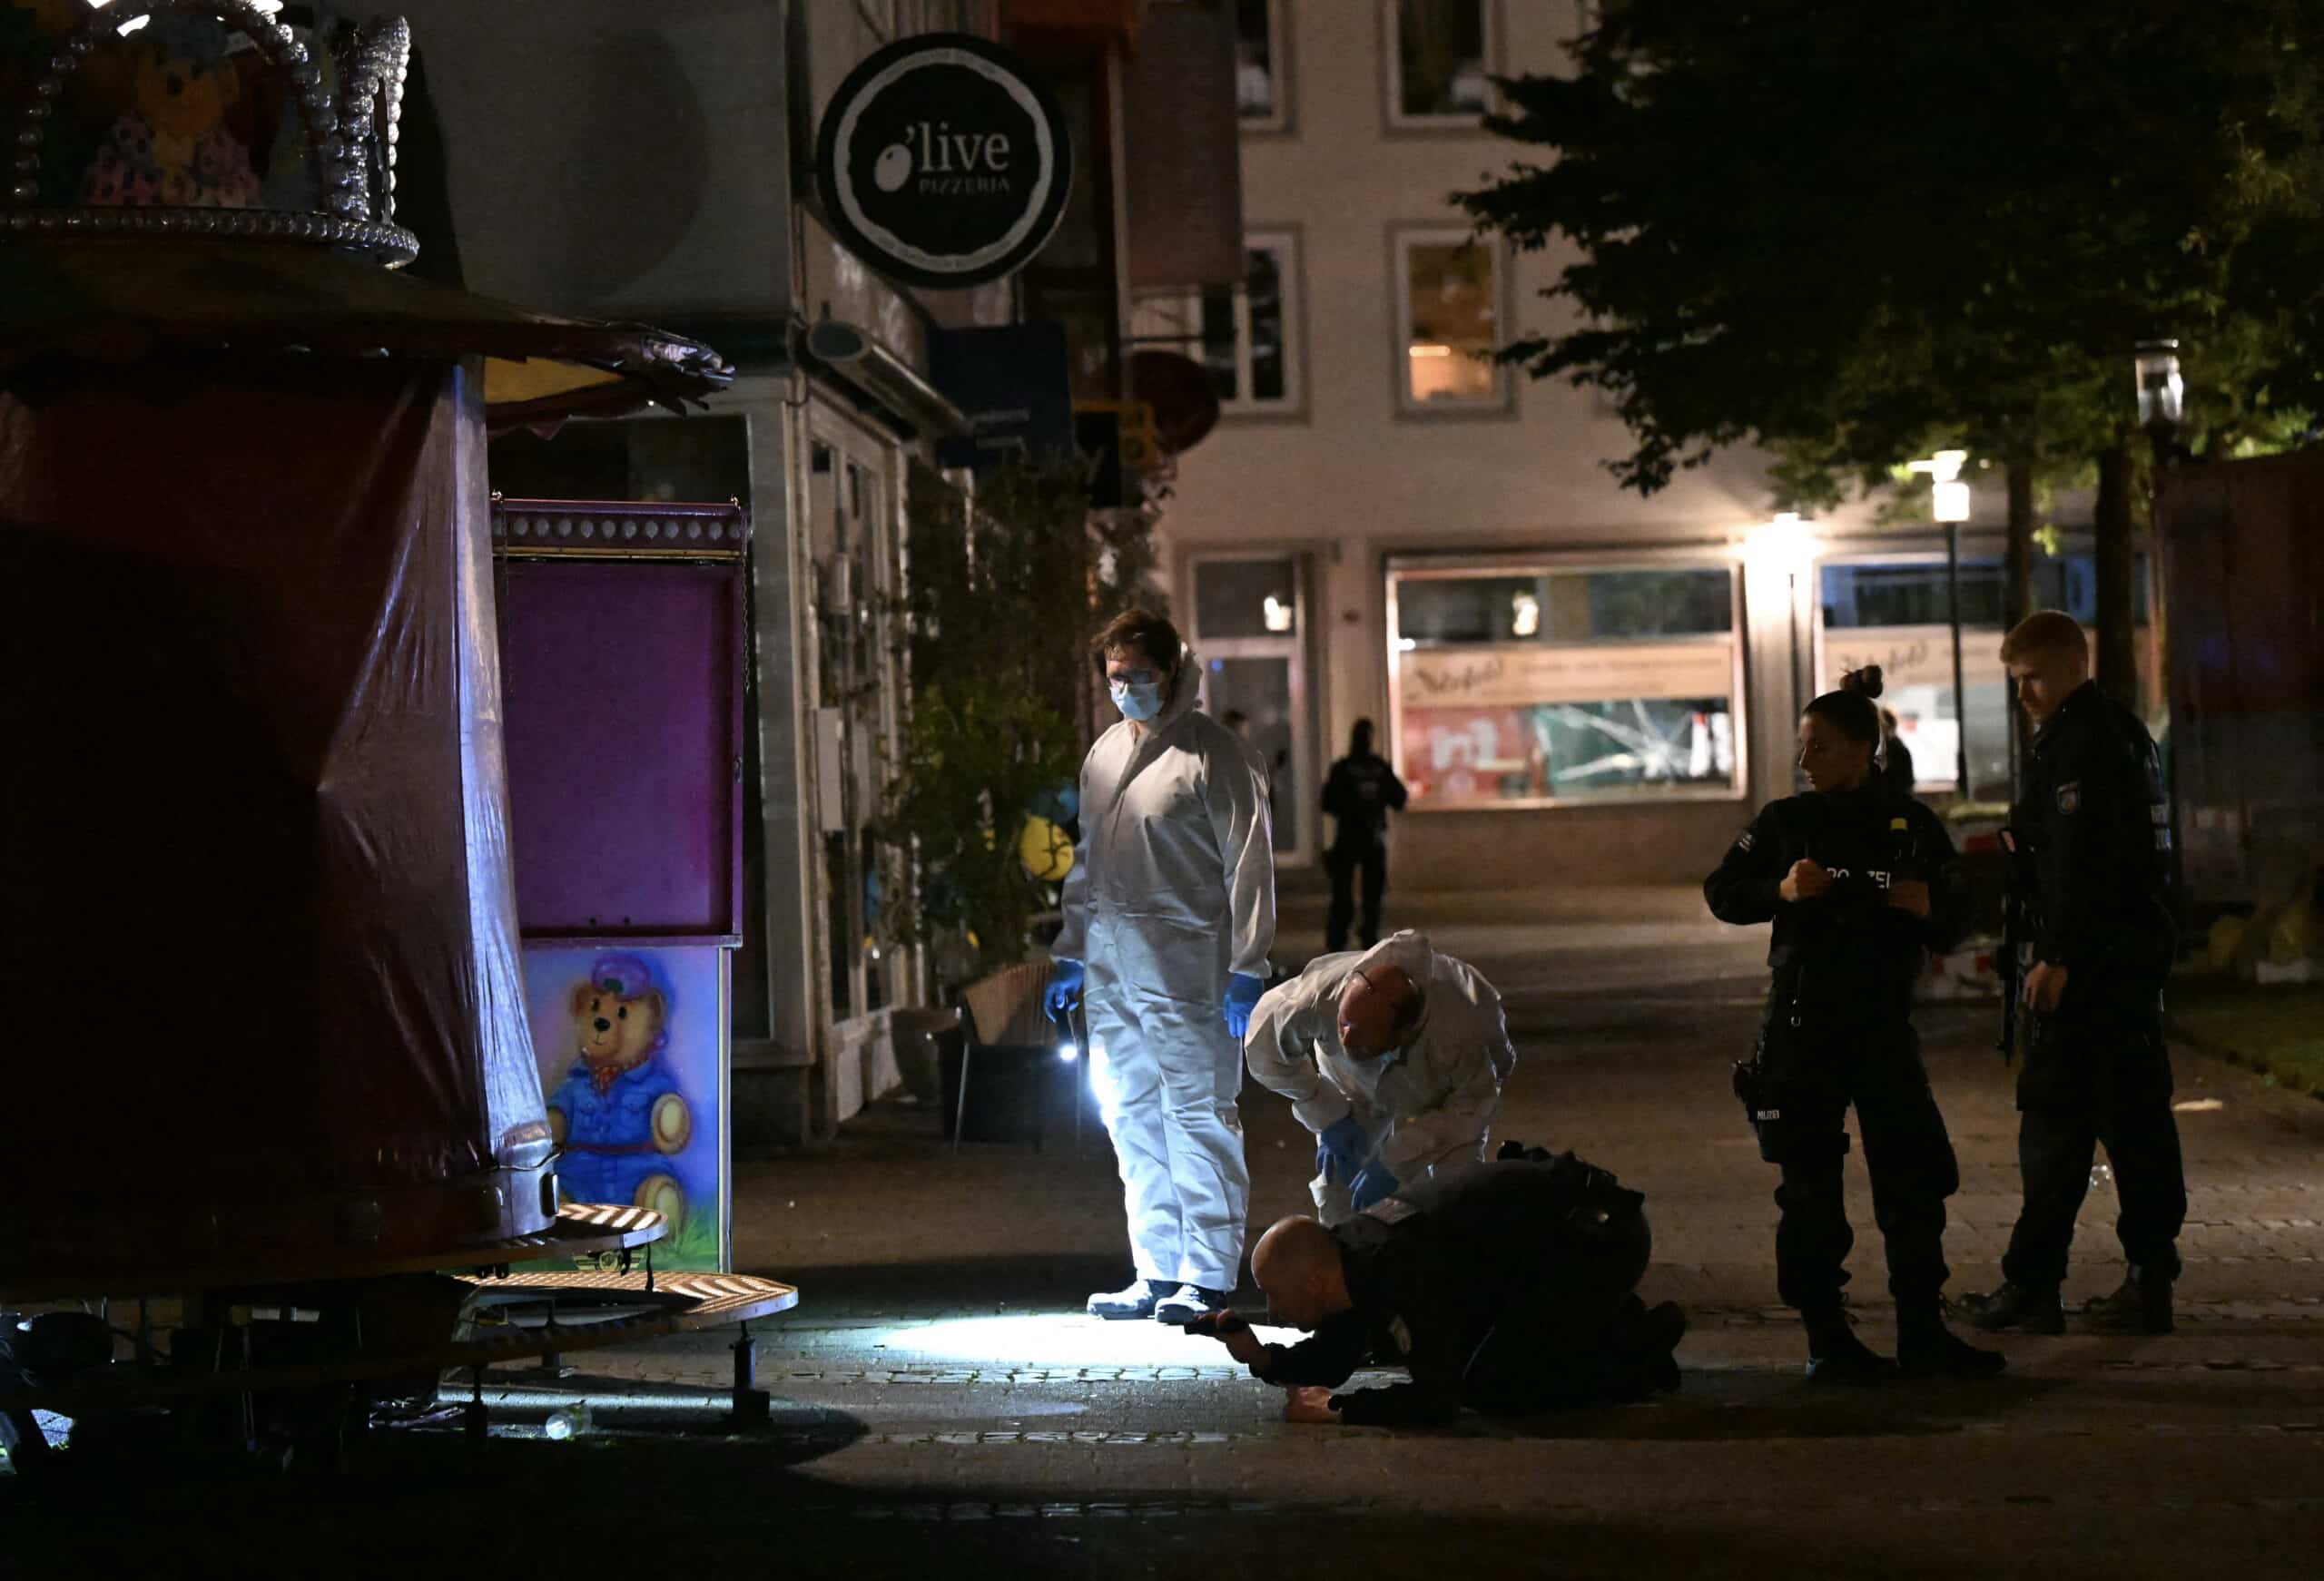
top-left (17, 888), bottom-right (2324, 1575)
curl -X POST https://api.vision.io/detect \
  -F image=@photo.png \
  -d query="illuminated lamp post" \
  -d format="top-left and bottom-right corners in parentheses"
top-left (2134, 339), bottom-right (2187, 928)
top-left (1911, 450), bottom-right (1974, 798)
top-left (2134, 339), bottom-right (2186, 454)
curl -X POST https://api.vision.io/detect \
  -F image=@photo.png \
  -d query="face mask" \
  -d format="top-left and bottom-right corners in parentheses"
top-left (1109, 677), bottom-right (1165, 722)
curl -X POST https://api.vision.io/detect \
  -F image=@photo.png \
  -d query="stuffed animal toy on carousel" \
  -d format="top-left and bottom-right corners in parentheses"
top-left (74, 14), bottom-right (265, 209)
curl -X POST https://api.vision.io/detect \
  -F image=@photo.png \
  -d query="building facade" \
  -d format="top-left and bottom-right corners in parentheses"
top-left (385, 0), bottom-right (1243, 1139)
top-left (1157, 0), bottom-right (2142, 889)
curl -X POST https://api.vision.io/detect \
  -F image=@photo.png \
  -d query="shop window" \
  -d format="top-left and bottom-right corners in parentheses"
top-left (1386, 0), bottom-right (1493, 127)
top-left (1196, 558), bottom-right (1300, 640)
top-left (1816, 555), bottom-right (2153, 800)
top-left (1388, 564), bottom-right (1744, 808)
top-left (1393, 226), bottom-right (1506, 414)
top-left (1131, 229), bottom-right (1304, 416)
top-left (1237, 0), bottom-right (1292, 132)
top-left (1821, 562), bottom-right (2008, 630)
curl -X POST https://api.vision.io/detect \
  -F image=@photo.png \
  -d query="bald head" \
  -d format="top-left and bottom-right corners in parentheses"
top-left (1335, 963), bottom-right (1423, 1057)
top-left (1252, 1215), bottom-right (1352, 1331)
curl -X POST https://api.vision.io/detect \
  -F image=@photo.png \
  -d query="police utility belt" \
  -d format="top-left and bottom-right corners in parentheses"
top-left (1498, 1142), bottom-right (1645, 1240)
top-left (1731, 965), bottom-right (1850, 1164)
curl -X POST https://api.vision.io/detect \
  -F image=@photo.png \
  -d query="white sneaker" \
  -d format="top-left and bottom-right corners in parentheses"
top-left (1087, 1279), bottom-right (1165, 1321)
top-left (1152, 1284), bottom-right (1229, 1324)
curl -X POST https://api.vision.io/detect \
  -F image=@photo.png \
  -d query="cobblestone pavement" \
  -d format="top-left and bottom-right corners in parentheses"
top-left (23, 889), bottom-right (2324, 1575)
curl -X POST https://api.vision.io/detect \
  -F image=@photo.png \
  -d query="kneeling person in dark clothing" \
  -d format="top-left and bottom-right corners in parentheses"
top-left (1187, 1153), bottom-right (1685, 1426)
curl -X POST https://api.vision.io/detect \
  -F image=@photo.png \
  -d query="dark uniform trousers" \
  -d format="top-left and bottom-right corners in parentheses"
top-left (2003, 978), bottom-right (2187, 1288)
top-left (1325, 840), bottom-right (1388, 953)
top-left (1999, 680), bottom-right (2188, 1291)
top-left (1461, 1200), bottom-right (1655, 1416)
top-left (1768, 1027), bottom-right (1960, 1312)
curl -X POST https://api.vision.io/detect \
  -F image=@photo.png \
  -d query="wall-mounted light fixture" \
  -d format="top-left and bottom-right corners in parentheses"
top-left (1511, 591), bottom-right (1541, 638)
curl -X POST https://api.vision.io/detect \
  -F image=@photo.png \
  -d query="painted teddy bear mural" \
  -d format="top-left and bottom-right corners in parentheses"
top-left (545, 954), bottom-right (693, 1230)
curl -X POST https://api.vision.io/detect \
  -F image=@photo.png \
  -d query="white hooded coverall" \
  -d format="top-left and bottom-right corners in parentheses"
top-left (1243, 931), bottom-right (1515, 1224)
top-left (1053, 648), bottom-right (1275, 1291)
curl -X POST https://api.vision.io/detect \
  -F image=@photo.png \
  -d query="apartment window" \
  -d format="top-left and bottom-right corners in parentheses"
top-left (1237, 0), bottom-right (1292, 132)
top-left (1131, 228), bottom-right (1304, 417)
top-left (1393, 226), bottom-right (1507, 414)
top-left (1389, 563), bottom-right (1745, 808)
top-left (1385, 0), bottom-right (1494, 128)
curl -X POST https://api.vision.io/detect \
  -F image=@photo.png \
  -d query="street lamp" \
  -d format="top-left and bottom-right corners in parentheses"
top-left (1910, 450), bottom-right (1973, 800)
top-left (2134, 339), bottom-right (2187, 929)
top-left (2134, 339), bottom-right (2184, 437)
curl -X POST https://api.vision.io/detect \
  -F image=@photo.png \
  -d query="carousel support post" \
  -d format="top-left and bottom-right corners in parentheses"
top-left (333, 1383), bottom-right (366, 1475)
top-left (532, 1298), bottom-right (575, 1380)
top-left (730, 1321), bottom-right (772, 1429)
top-left (237, 1320), bottom-right (258, 1454)
top-left (465, 1365), bottom-right (489, 1444)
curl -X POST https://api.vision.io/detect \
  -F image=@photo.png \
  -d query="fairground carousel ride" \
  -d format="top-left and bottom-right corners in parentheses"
top-left (0, 1), bottom-right (793, 1475)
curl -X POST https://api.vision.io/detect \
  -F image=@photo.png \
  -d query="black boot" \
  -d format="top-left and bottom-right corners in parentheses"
top-left (1636, 1301), bottom-right (1687, 1396)
top-left (1951, 1281), bottom-right (2065, 1335)
top-left (1803, 1307), bottom-right (1894, 1387)
top-left (2083, 1266), bottom-right (2174, 1335)
top-left (1896, 1302), bottom-right (2006, 1380)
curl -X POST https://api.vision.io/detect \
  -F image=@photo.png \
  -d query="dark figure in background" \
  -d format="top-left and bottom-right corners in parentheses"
top-left (1705, 666), bottom-right (2003, 1385)
top-left (1322, 719), bottom-right (1408, 952)
top-left (1879, 707), bottom-right (1918, 800)
top-left (1957, 613), bottom-right (2185, 1337)
top-left (1187, 1151), bottom-right (1685, 1426)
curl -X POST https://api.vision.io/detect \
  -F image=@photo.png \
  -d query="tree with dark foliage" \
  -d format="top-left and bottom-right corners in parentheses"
top-left (1459, 0), bottom-right (2324, 699)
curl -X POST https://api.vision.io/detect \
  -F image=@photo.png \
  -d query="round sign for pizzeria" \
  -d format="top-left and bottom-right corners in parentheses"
top-left (815, 34), bottom-right (1073, 290)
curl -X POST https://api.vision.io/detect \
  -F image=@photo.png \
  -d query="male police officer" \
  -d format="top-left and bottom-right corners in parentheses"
top-left (1243, 931), bottom-right (1513, 1225)
top-left (1958, 612), bottom-right (2187, 1335)
top-left (1187, 1153), bottom-right (1684, 1425)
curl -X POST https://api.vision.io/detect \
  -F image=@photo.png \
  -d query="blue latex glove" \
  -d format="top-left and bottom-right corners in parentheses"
top-left (1348, 1163), bottom-right (1400, 1213)
top-left (1044, 960), bottom-right (1085, 1025)
top-left (1317, 1115), bottom-right (1369, 1184)
top-left (1223, 972), bottom-right (1266, 1038)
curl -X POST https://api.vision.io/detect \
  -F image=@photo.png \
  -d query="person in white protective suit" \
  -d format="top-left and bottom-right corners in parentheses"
top-left (1046, 608), bottom-right (1276, 1325)
top-left (1244, 930), bottom-right (1516, 1225)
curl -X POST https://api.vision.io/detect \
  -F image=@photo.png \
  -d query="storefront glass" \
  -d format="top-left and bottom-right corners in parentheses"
top-left (1817, 553), bottom-right (2153, 801)
top-left (1387, 564), bottom-right (1744, 808)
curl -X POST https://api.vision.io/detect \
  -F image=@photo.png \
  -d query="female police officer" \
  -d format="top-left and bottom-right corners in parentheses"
top-left (1705, 668), bottom-right (2003, 1385)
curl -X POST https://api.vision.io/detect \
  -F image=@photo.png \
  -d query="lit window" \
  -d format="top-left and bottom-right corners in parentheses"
top-left (1196, 558), bottom-right (1299, 640)
top-left (1815, 555), bottom-right (2152, 800)
top-left (1394, 226), bottom-right (1505, 414)
top-left (1237, 0), bottom-right (1291, 132)
top-left (1130, 229), bottom-right (1304, 417)
top-left (1385, 0), bottom-right (1493, 128)
top-left (1388, 565), bottom-right (1745, 809)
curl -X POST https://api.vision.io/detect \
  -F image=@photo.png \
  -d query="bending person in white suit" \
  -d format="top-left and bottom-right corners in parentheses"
top-left (1048, 608), bottom-right (1275, 1324)
top-left (1245, 931), bottom-right (1515, 1224)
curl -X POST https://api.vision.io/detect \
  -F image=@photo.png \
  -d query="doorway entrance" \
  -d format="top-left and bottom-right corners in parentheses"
top-left (1187, 554), bottom-right (1315, 866)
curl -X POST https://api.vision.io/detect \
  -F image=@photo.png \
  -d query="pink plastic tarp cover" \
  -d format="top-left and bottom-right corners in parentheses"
top-left (0, 357), bottom-right (552, 1276)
